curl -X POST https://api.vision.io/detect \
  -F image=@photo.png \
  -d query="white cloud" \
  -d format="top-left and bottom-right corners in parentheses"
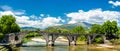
top-left (0, 5), bottom-right (64, 29)
top-left (66, 8), bottom-right (120, 24)
top-left (0, 10), bottom-right (63, 29)
top-left (0, 11), bottom-right (14, 16)
top-left (109, 1), bottom-right (120, 7)
top-left (40, 14), bottom-right (44, 17)
top-left (13, 10), bottom-right (25, 15)
top-left (40, 17), bottom-right (62, 28)
top-left (0, 5), bottom-right (12, 11)
top-left (0, 5), bottom-right (25, 15)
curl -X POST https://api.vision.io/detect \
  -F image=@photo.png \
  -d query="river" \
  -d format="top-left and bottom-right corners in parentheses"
top-left (19, 42), bottom-right (120, 51)
top-left (20, 45), bottom-right (120, 51)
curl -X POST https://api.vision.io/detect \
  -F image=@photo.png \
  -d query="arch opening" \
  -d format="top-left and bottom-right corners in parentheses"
top-left (92, 35), bottom-right (104, 44)
top-left (54, 36), bottom-right (69, 46)
top-left (76, 35), bottom-right (87, 44)
top-left (20, 32), bottom-right (46, 46)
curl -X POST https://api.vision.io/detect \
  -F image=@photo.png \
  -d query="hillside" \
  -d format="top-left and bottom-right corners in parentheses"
top-left (21, 27), bottom-right (38, 31)
top-left (45, 22), bottom-right (92, 30)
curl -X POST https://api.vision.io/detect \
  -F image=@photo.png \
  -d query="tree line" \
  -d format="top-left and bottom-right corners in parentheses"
top-left (45, 20), bottom-right (119, 40)
top-left (0, 15), bottom-right (20, 39)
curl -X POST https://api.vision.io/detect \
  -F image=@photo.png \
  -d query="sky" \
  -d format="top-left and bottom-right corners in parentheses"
top-left (0, 0), bottom-right (120, 29)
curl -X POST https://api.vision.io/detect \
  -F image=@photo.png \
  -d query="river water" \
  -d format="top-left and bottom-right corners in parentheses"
top-left (19, 42), bottom-right (120, 51)
top-left (20, 45), bottom-right (120, 51)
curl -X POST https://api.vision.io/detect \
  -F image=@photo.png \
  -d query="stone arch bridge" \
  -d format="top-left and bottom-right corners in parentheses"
top-left (0, 31), bottom-right (106, 46)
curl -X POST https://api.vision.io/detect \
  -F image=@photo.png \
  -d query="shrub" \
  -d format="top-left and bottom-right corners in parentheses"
top-left (0, 33), bottom-right (4, 39)
top-left (94, 37), bottom-right (103, 43)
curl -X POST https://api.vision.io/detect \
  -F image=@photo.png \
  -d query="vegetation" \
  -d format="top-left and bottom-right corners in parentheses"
top-left (71, 26), bottom-right (85, 34)
top-left (0, 33), bottom-right (4, 39)
top-left (25, 32), bottom-right (41, 38)
top-left (89, 20), bottom-right (119, 39)
top-left (0, 15), bottom-right (20, 34)
top-left (88, 20), bottom-right (119, 43)
top-left (0, 15), bottom-right (20, 43)
top-left (102, 20), bottom-right (118, 39)
top-left (89, 24), bottom-right (102, 34)
top-left (45, 20), bottom-right (119, 43)
top-left (22, 32), bottom-right (42, 43)
top-left (110, 39), bottom-right (120, 45)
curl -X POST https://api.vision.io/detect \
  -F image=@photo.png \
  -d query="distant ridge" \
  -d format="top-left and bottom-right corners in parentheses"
top-left (21, 27), bottom-right (38, 31)
top-left (45, 22), bottom-right (92, 30)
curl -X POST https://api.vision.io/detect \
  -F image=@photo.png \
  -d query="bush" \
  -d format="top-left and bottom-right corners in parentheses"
top-left (110, 39), bottom-right (120, 45)
top-left (22, 38), bottom-right (32, 43)
top-left (77, 35), bottom-right (86, 41)
top-left (0, 33), bottom-right (4, 39)
top-left (94, 37), bottom-right (103, 43)
top-left (25, 32), bottom-right (41, 38)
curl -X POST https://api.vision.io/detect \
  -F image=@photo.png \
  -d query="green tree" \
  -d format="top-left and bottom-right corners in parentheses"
top-left (71, 26), bottom-right (86, 41)
top-left (0, 15), bottom-right (20, 34)
top-left (117, 28), bottom-right (120, 37)
top-left (0, 33), bottom-right (3, 39)
top-left (89, 24), bottom-right (102, 34)
top-left (72, 26), bottom-right (85, 34)
top-left (102, 20), bottom-right (118, 39)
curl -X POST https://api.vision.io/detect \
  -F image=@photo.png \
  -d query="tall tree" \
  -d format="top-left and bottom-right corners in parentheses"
top-left (0, 15), bottom-right (20, 34)
top-left (102, 20), bottom-right (118, 39)
top-left (89, 24), bottom-right (102, 34)
top-left (72, 26), bottom-right (85, 34)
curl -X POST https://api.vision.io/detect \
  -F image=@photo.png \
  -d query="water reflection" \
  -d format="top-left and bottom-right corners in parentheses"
top-left (21, 45), bottom-right (120, 51)
top-left (21, 42), bottom-right (120, 51)
top-left (46, 46), bottom-right (54, 51)
top-left (69, 46), bottom-right (76, 51)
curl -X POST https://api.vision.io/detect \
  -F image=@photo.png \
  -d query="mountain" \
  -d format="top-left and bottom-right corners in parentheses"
top-left (45, 22), bottom-right (92, 30)
top-left (21, 22), bottom-right (92, 30)
top-left (21, 27), bottom-right (38, 31)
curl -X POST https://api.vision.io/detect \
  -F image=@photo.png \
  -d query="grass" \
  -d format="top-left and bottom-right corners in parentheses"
top-left (110, 39), bottom-right (120, 45)
top-left (0, 46), bottom-right (8, 51)
top-left (76, 41), bottom-right (86, 44)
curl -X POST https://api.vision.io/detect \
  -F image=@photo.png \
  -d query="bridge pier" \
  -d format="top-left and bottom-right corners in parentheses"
top-left (87, 35), bottom-right (92, 44)
top-left (43, 33), bottom-right (59, 46)
top-left (67, 36), bottom-right (77, 46)
top-left (102, 35), bottom-right (106, 44)
top-left (48, 40), bottom-right (54, 46)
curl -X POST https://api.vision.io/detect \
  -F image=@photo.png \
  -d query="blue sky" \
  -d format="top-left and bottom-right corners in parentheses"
top-left (0, 0), bottom-right (120, 29)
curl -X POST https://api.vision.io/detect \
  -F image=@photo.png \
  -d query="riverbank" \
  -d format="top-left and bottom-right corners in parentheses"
top-left (0, 46), bottom-right (8, 51)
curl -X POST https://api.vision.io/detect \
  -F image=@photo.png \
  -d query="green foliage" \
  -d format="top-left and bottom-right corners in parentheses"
top-left (72, 26), bottom-right (85, 34)
top-left (89, 24), bottom-right (102, 34)
top-left (36, 28), bottom-right (41, 31)
top-left (101, 20), bottom-right (119, 39)
top-left (0, 15), bottom-right (20, 34)
top-left (45, 27), bottom-right (70, 33)
top-left (0, 33), bottom-right (3, 39)
top-left (22, 38), bottom-right (32, 43)
top-left (89, 20), bottom-right (119, 39)
top-left (110, 39), bottom-right (120, 45)
top-left (25, 32), bottom-right (41, 38)
top-left (117, 28), bottom-right (120, 37)
top-left (77, 35), bottom-right (86, 41)
top-left (94, 37), bottom-right (103, 43)
top-left (102, 20), bottom-right (118, 34)
top-left (22, 32), bottom-right (41, 43)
